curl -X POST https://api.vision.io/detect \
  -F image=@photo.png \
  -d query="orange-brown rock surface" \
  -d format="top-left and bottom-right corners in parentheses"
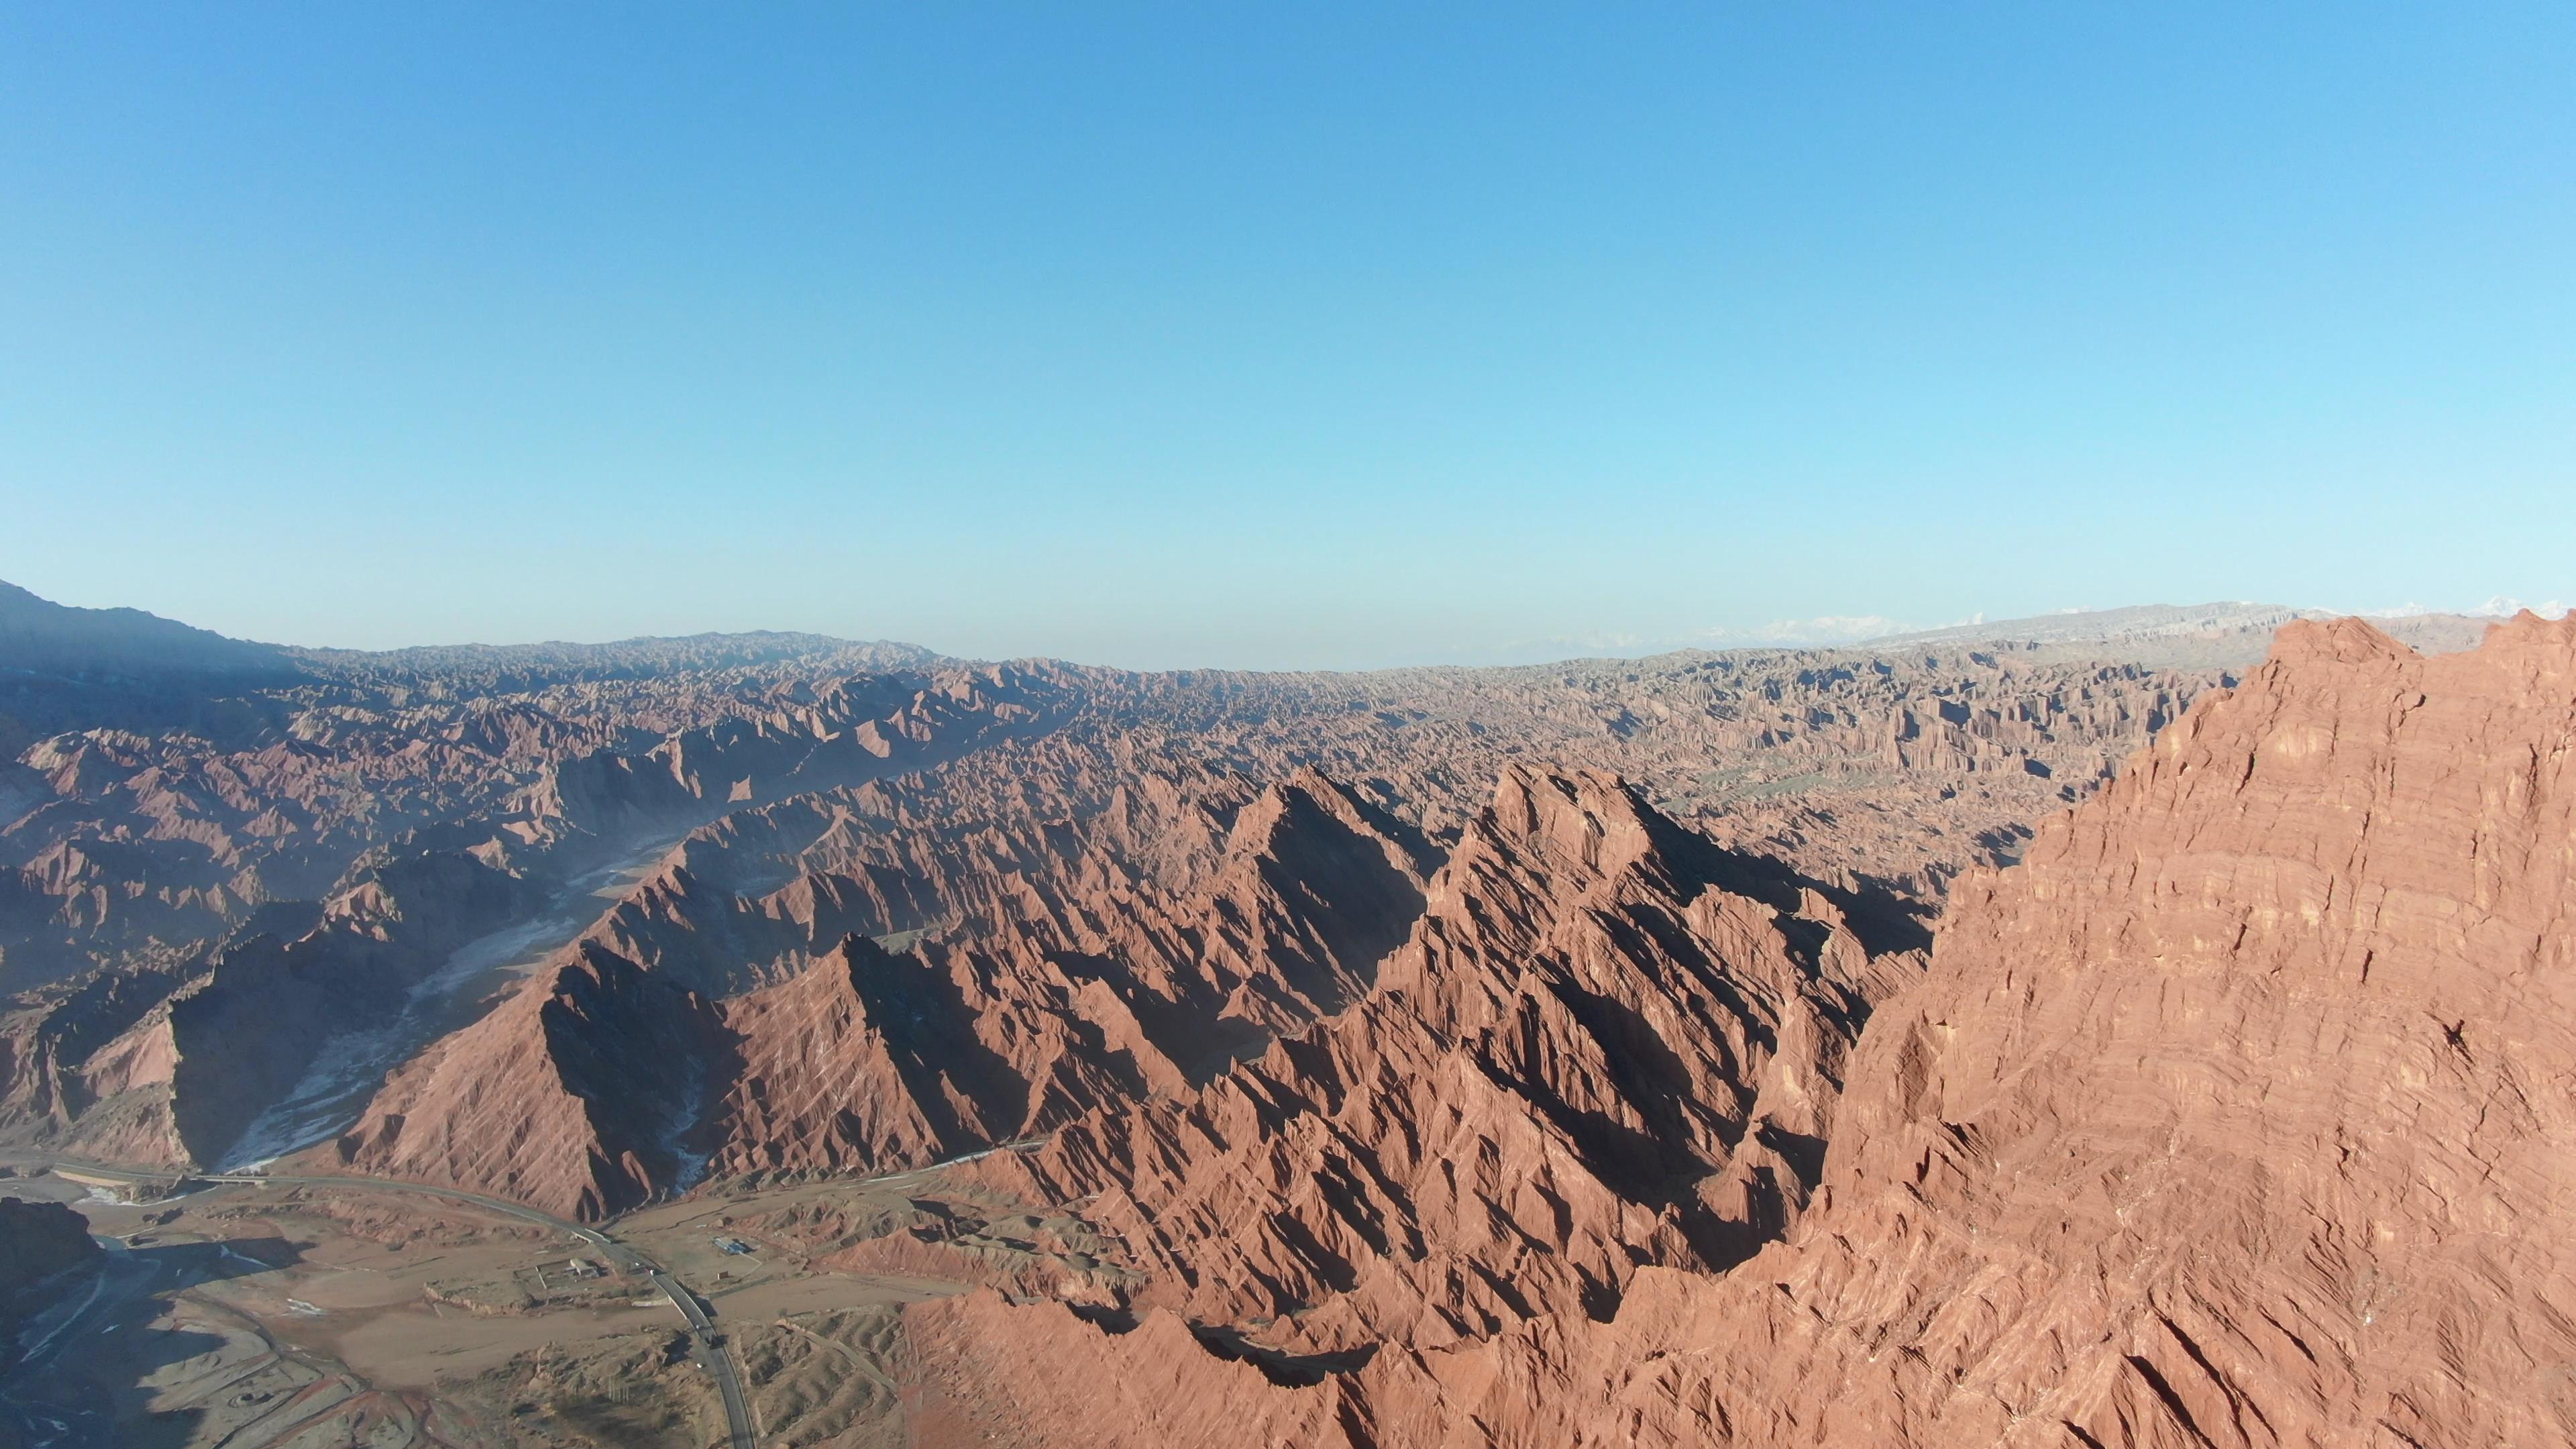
top-left (1, 649), bottom-right (1061, 1171)
top-left (329, 764), bottom-right (1438, 1217)
top-left (906, 612), bottom-right (2576, 1448)
top-left (16, 578), bottom-right (2567, 1444)
top-left (327, 941), bottom-right (720, 1220)
top-left (5, 578), bottom-right (2449, 1253)
top-left (9, 592), bottom-right (2268, 1205)
top-left (970, 765), bottom-right (1921, 1360)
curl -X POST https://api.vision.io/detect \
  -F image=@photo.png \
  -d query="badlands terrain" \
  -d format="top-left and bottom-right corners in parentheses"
top-left (1, 578), bottom-right (2564, 1448)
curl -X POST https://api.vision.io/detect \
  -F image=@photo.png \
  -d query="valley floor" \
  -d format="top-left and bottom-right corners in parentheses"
top-left (0, 1157), bottom-right (1077, 1448)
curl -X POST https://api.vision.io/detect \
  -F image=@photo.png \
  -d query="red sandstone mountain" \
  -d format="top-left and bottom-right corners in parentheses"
top-left (965, 765), bottom-right (1920, 1362)
top-left (10, 579), bottom-right (2567, 1444)
top-left (329, 765), bottom-right (1434, 1218)
top-left (328, 940), bottom-right (722, 1220)
top-left (1, 658), bottom-right (1060, 1172)
top-left (0, 578), bottom-right (2427, 1250)
top-left (907, 612), bottom-right (2576, 1448)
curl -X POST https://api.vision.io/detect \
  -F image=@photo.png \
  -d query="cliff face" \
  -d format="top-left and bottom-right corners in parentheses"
top-left (908, 613), bottom-right (2576, 1449)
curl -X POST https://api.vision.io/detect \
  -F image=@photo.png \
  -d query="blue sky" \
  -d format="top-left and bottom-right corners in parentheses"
top-left (3, 5), bottom-right (2569, 667)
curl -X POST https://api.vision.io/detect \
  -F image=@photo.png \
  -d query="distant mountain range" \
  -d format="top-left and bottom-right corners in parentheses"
top-left (0, 580), bottom-right (303, 682)
top-left (0, 576), bottom-right (2530, 755)
top-left (1, 580), bottom-right (938, 685)
top-left (0, 580), bottom-right (941, 746)
top-left (1862, 600), bottom-right (2496, 666)
top-left (0, 579), bottom-right (2520, 686)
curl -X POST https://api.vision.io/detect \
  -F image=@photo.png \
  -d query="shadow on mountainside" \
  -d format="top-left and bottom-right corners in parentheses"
top-left (2, 1234), bottom-right (305, 1449)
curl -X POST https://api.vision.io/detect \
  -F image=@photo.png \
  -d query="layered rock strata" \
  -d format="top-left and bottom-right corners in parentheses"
top-left (910, 614), bottom-right (2576, 1449)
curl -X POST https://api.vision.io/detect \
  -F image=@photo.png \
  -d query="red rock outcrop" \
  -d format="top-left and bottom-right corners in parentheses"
top-left (327, 764), bottom-right (1437, 1216)
top-left (1, 655), bottom-right (1067, 1171)
top-left (699, 933), bottom-right (1132, 1182)
top-left (7, 579), bottom-right (2381, 1236)
top-left (908, 612), bottom-right (2576, 1449)
top-left (963, 765), bottom-right (1918, 1362)
top-left (0, 848), bottom-right (550, 1170)
top-left (332, 942), bottom-right (720, 1220)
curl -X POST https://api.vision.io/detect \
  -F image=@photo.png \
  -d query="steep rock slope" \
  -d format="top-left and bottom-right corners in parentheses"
top-left (971, 765), bottom-right (1921, 1362)
top-left (908, 612), bottom-right (2576, 1449)
top-left (331, 941), bottom-right (720, 1221)
top-left (329, 766), bottom-right (1434, 1217)
top-left (580, 747), bottom-right (1433, 1014)
top-left (3, 850), bottom-right (540, 1169)
top-left (700, 934), bottom-right (1132, 1182)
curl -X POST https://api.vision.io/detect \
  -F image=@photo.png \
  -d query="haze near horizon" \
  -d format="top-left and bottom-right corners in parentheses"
top-left (5, 5), bottom-right (2571, 667)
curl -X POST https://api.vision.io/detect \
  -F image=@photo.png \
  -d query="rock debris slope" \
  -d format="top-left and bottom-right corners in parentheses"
top-left (908, 612), bottom-right (2576, 1449)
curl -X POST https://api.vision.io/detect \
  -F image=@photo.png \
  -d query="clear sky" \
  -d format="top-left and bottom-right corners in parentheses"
top-left (3, 5), bottom-right (2570, 668)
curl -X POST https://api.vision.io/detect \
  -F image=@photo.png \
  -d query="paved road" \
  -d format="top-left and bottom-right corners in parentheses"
top-left (8, 1155), bottom-right (760, 1449)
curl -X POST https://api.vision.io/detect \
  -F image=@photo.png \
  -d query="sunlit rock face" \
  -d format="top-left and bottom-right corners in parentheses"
top-left (906, 614), bottom-right (2576, 1449)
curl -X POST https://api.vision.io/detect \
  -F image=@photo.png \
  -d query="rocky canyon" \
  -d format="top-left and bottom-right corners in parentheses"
top-left (5, 580), bottom-right (2567, 1448)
